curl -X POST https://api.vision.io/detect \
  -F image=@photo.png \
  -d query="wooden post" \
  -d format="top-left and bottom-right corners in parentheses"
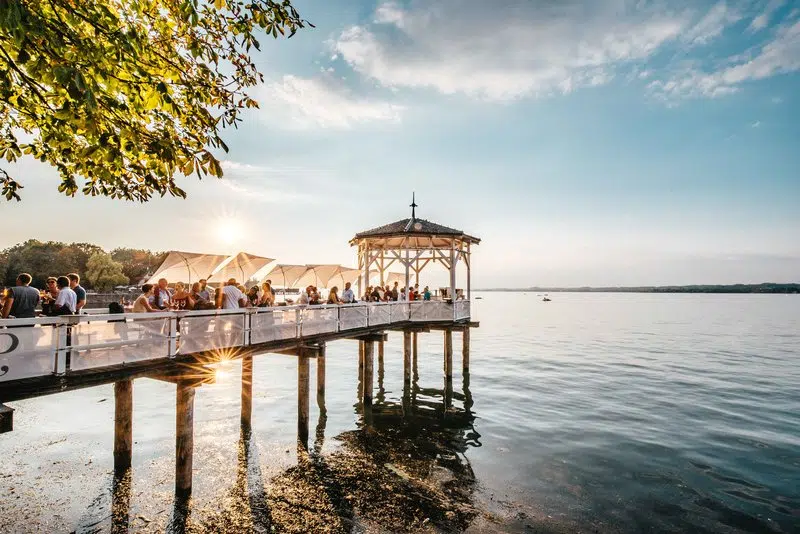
top-left (363, 340), bottom-right (374, 406)
top-left (175, 380), bottom-right (195, 497)
top-left (462, 327), bottom-right (470, 372)
top-left (403, 331), bottom-right (412, 383)
top-left (317, 343), bottom-right (326, 413)
top-left (241, 355), bottom-right (253, 431)
top-left (412, 332), bottom-right (418, 364)
top-left (114, 380), bottom-right (133, 473)
top-left (444, 329), bottom-right (453, 381)
top-left (377, 340), bottom-right (385, 391)
top-left (298, 350), bottom-right (310, 450)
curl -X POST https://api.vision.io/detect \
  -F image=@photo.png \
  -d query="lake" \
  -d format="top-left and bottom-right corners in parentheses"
top-left (1, 292), bottom-right (798, 532)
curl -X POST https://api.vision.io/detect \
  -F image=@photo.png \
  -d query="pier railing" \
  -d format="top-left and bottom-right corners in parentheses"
top-left (0, 300), bottom-right (470, 384)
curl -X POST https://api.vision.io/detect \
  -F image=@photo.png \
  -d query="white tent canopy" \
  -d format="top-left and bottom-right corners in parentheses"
top-left (261, 264), bottom-right (312, 288)
top-left (208, 252), bottom-right (275, 285)
top-left (147, 251), bottom-right (230, 285)
top-left (327, 268), bottom-right (361, 289)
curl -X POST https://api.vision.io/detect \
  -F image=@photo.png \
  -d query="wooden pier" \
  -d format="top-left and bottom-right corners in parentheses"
top-left (0, 300), bottom-right (476, 501)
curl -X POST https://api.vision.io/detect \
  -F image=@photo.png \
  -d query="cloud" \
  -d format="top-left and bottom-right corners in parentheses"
top-left (218, 160), bottom-right (334, 203)
top-left (681, 1), bottom-right (741, 45)
top-left (751, 120), bottom-right (761, 127)
top-left (328, 1), bottom-right (754, 101)
top-left (649, 19), bottom-right (800, 99)
top-left (258, 75), bottom-right (403, 129)
top-left (749, 0), bottom-right (786, 32)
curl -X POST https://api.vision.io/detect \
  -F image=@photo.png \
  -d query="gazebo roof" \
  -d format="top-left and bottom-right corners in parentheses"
top-left (351, 195), bottom-right (480, 245)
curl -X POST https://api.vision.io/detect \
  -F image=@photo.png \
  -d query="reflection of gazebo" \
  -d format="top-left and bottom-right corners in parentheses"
top-left (349, 195), bottom-right (480, 300)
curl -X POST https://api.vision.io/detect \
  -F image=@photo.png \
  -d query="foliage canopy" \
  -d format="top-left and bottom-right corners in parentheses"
top-left (85, 251), bottom-right (128, 291)
top-left (0, 0), bottom-right (310, 201)
top-left (0, 239), bottom-right (166, 288)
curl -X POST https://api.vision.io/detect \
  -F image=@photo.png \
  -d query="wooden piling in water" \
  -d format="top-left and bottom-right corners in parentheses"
top-left (175, 379), bottom-right (195, 497)
top-left (317, 343), bottom-right (326, 411)
top-left (363, 340), bottom-right (374, 406)
top-left (298, 350), bottom-right (310, 450)
top-left (113, 379), bottom-right (133, 473)
top-left (444, 329), bottom-right (453, 381)
top-left (241, 355), bottom-right (253, 431)
top-left (462, 327), bottom-right (470, 371)
top-left (403, 331), bottom-right (412, 383)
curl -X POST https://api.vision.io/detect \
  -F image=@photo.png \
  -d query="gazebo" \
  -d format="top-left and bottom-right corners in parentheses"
top-left (350, 195), bottom-right (480, 300)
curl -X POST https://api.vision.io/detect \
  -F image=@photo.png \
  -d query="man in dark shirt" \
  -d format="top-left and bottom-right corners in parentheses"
top-left (67, 273), bottom-right (87, 313)
top-left (1, 273), bottom-right (40, 319)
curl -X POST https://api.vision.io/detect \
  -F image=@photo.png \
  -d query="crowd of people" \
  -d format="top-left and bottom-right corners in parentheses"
top-left (0, 270), bottom-right (435, 320)
top-left (361, 281), bottom-right (431, 302)
top-left (1, 272), bottom-right (87, 319)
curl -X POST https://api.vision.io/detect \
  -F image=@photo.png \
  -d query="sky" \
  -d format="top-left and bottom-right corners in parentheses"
top-left (2, 0), bottom-right (800, 287)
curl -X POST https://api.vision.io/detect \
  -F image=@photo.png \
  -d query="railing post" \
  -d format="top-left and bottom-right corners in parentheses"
top-left (243, 309), bottom-right (252, 347)
top-left (55, 320), bottom-right (69, 375)
top-left (168, 315), bottom-right (179, 358)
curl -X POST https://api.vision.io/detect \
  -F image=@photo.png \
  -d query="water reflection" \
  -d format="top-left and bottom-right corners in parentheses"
top-left (160, 365), bottom-right (481, 532)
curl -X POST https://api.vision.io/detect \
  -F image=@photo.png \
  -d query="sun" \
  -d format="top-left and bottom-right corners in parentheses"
top-left (213, 216), bottom-right (243, 246)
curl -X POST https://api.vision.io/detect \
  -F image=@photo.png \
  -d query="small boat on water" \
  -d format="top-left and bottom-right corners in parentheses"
top-left (543, 297), bottom-right (551, 302)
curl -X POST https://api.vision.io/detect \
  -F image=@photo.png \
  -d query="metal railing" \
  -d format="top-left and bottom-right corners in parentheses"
top-left (0, 300), bottom-right (470, 383)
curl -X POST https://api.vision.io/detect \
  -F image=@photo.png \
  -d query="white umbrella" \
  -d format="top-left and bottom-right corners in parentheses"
top-left (147, 251), bottom-right (230, 285)
top-left (261, 264), bottom-right (311, 288)
top-left (208, 252), bottom-right (275, 285)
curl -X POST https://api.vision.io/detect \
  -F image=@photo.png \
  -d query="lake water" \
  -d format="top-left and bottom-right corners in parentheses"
top-left (1, 292), bottom-right (798, 532)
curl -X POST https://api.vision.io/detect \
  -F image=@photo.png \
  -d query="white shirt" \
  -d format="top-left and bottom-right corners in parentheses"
top-left (297, 291), bottom-right (310, 305)
top-left (55, 287), bottom-right (77, 313)
top-left (220, 285), bottom-right (245, 309)
top-left (341, 288), bottom-right (355, 303)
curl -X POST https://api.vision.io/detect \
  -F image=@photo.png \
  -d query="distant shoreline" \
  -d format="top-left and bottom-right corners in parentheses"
top-left (476, 283), bottom-right (800, 294)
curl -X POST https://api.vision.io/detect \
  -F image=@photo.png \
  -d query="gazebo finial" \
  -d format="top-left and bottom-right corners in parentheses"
top-left (410, 192), bottom-right (418, 219)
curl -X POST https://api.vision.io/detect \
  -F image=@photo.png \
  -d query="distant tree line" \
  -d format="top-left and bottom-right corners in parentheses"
top-left (0, 240), bottom-right (167, 291)
top-left (481, 284), bottom-right (800, 294)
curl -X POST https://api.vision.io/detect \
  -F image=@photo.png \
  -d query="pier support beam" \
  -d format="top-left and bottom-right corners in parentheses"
top-left (113, 380), bottom-right (133, 473)
top-left (298, 350), bottom-right (310, 451)
top-left (317, 343), bottom-right (326, 413)
top-left (403, 331), bottom-right (412, 384)
top-left (444, 329), bottom-right (453, 381)
top-left (462, 328), bottom-right (470, 371)
top-left (363, 340), bottom-right (374, 406)
top-left (241, 355), bottom-right (253, 431)
top-left (175, 379), bottom-right (195, 498)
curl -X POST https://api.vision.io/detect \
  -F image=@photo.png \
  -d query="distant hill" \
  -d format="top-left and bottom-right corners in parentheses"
top-left (478, 283), bottom-right (800, 294)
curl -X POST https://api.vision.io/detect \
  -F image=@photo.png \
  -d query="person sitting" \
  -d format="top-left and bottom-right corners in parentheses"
top-left (309, 286), bottom-right (322, 305)
top-left (258, 282), bottom-right (275, 307)
top-left (217, 278), bottom-right (247, 309)
top-left (51, 276), bottom-right (77, 315)
top-left (151, 278), bottom-right (172, 310)
top-left (246, 286), bottom-right (260, 307)
top-left (341, 282), bottom-right (355, 304)
top-left (423, 286), bottom-right (432, 301)
top-left (370, 286), bottom-right (381, 302)
top-left (327, 286), bottom-right (342, 305)
top-left (133, 284), bottom-right (159, 312)
top-left (1, 272), bottom-right (40, 319)
top-left (297, 286), bottom-right (311, 305)
top-left (172, 282), bottom-right (194, 310)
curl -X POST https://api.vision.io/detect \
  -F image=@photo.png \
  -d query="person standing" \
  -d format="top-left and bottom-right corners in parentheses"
top-left (217, 278), bottom-right (247, 309)
top-left (198, 279), bottom-right (211, 301)
top-left (1, 273), bottom-right (40, 319)
top-left (67, 273), bottom-right (86, 313)
top-left (52, 276), bottom-right (77, 315)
